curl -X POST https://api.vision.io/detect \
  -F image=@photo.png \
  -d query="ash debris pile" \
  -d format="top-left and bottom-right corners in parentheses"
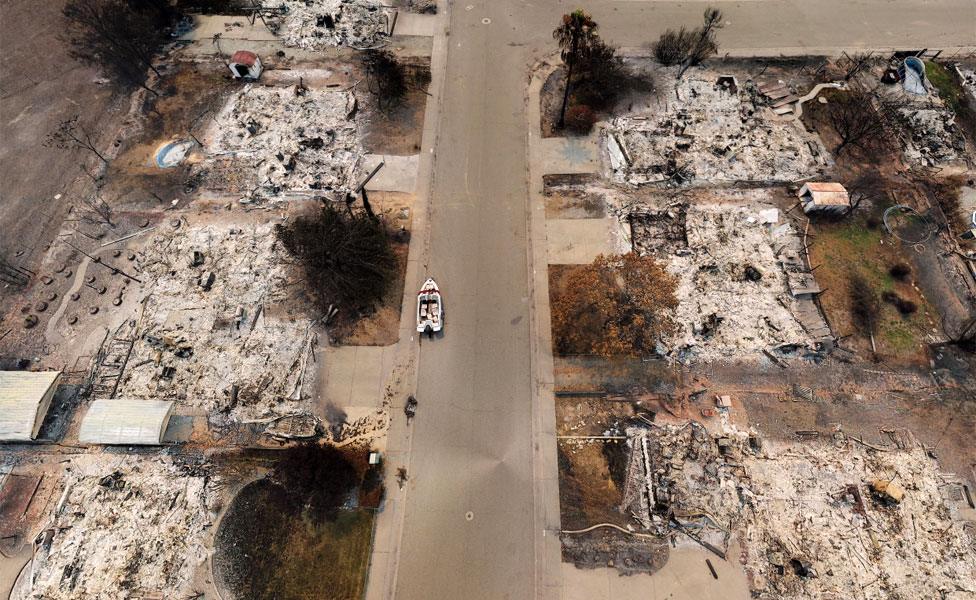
top-left (890, 100), bottom-right (967, 167)
top-left (618, 422), bottom-right (742, 546)
top-left (625, 197), bottom-right (820, 361)
top-left (616, 421), bottom-right (976, 599)
top-left (115, 224), bottom-right (316, 421)
top-left (876, 61), bottom-right (967, 167)
top-left (605, 73), bottom-right (825, 187)
top-left (19, 457), bottom-right (220, 600)
top-left (263, 0), bottom-right (389, 49)
top-left (207, 85), bottom-right (362, 201)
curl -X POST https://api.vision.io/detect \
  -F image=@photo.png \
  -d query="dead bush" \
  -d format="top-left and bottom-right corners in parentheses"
top-left (881, 291), bottom-right (918, 315)
top-left (276, 203), bottom-right (395, 316)
top-left (551, 253), bottom-right (677, 357)
top-left (363, 49), bottom-right (407, 111)
top-left (565, 105), bottom-right (597, 134)
top-left (849, 273), bottom-right (879, 337)
top-left (651, 8), bottom-right (723, 76)
top-left (889, 263), bottom-right (912, 281)
top-left (652, 27), bottom-right (694, 66)
top-left (827, 90), bottom-right (888, 156)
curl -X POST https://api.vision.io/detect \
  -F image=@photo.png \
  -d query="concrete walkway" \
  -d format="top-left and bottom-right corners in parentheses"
top-left (363, 154), bottom-right (420, 194)
top-left (322, 346), bottom-right (396, 410)
top-left (393, 13), bottom-right (438, 37)
top-left (560, 544), bottom-right (750, 600)
top-left (538, 136), bottom-right (602, 175)
top-left (546, 219), bottom-right (626, 265)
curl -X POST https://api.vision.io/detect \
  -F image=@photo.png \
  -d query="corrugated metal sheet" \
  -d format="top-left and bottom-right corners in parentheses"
top-left (79, 399), bottom-right (174, 446)
top-left (0, 371), bottom-right (62, 441)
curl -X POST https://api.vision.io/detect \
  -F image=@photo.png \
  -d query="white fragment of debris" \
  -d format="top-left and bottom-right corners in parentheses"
top-left (23, 456), bottom-right (219, 600)
top-left (207, 84), bottom-right (363, 201)
top-left (960, 68), bottom-right (976, 103)
top-left (605, 71), bottom-right (825, 186)
top-left (263, 0), bottom-right (389, 49)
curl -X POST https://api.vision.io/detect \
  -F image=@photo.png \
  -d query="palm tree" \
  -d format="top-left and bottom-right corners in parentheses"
top-left (553, 10), bottom-right (599, 129)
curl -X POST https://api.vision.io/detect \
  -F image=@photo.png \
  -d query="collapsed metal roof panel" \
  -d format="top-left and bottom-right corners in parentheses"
top-left (79, 399), bottom-right (175, 446)
top-left (0, 371), bottom-right (62, 441)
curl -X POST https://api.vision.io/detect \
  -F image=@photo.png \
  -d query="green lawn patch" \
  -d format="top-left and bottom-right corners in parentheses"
top-left (925, 61), bottom-right (964, 115)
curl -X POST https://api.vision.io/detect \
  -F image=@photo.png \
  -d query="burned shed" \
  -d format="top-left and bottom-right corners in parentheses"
top-left (229, 50), bottom-right (263, 80)
top-left (797, 182), bottom-right (850, 215)
top-left (0, 371), bottom-right (62, 441)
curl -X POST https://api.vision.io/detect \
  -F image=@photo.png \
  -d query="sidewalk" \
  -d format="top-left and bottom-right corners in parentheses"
top-left (525, 57), bottom-right (570, 600)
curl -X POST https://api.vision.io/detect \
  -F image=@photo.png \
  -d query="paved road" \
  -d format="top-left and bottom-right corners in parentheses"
top-left (392, 2), bottom-right (538, 598)
top-left (390, 1), bottom-right (975, 599)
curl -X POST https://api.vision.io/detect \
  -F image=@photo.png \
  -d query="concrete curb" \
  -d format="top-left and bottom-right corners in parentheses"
top-left (616, 46), bottom-right (976, 60)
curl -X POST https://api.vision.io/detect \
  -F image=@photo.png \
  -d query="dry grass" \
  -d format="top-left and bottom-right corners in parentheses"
top-left (558, 441), bottom-right (626, 530)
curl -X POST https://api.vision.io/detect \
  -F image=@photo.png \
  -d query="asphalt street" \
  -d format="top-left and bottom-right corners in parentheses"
top-left (392, 2), bottom-right (538, 598)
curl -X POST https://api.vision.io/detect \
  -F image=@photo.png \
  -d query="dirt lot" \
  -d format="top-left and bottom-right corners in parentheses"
top-left (99, 60), bottom-right (237, 211)
top-left (361, 59), bottom-right (431, 155)
top-left (558, 394), bottom-right (631, 530)
top-left (0, 0), bottom-right (121, 292)
top-left (539, 62), bottom-right (656, 139)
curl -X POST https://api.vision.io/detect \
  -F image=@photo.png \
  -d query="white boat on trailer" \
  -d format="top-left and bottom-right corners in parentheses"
top-left (417, 277), bottom-right (443, 337)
